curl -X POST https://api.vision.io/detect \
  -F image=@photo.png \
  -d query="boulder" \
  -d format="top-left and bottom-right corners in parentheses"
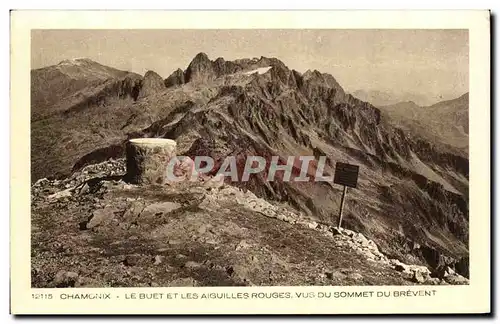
top-left (330, 227), bottom-right (343, 236)
top-left (432, 265), bottom-right (455, 279)
top-left (392, 260), bottom-right (409, 273)
top-left (168, 277), bottom-right (198, 287)
top-left (408, 265), bottom-right (431, 276)
top-left (340, 228), bottom-right (357, 237)
top-left (366, 240), bottom-right (379, 251)
top-left (235, 240), bottom-right (252, 251)
top-left (53, 270), bottom-right (79, 287)
top-left (140, 202), bottom-right (182, 219)
top-left (347, 273), bottom-right (364, 281)
top-left (122, 201), bottom-right (145, 222)
top-left (153, 255), bottom-right (163, 265)
top-left (353, 233), bottom-right (369, 245)
top-left (413, 271), bottom-right (426, 284)
top-left (184, 261), bottom-right (202, 269)
top-left (427, 277), bottom-right (442, 285)
top-left (86, 207), bottom-right (117, 229)
top-left (444, 274), bottom-right (469, 285)
top-left (325, 271), bottom-right (346, 281)
top-left (34, 178), bottom-right (49, 186)
top-left (124, 254), bottom-right (141, 266)
top-left (47, 188), bottom-right (73, 200)
top-left (79, 183), bottom-right (90, 195)
top-left (307, 221), bottom-right (318, 229)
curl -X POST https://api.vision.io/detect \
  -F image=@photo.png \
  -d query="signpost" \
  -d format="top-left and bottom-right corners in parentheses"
top-left (333, 162), bottom-right (359, 229)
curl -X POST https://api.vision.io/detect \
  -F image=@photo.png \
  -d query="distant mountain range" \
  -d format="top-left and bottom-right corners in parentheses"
top-left (378, 94), bottom-right (469, 155)
top-left (351, 89), bottom-right (456, 107)
top-left (30, 55), bottom-right (469, 278)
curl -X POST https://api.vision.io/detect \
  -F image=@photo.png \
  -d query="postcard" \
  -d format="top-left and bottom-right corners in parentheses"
top-left (10, 10), bottom-right (490, 314)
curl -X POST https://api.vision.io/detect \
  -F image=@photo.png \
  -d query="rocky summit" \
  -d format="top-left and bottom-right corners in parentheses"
top-left (31, 159), bottom-right (468, 287)
top-left (31, 53), bottom-right (469, 286)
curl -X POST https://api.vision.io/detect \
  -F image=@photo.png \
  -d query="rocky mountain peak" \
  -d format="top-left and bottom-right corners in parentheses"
top-left (138, 70), bottom-right (166, 99)
top-left (182, 53), bottom-right (291, 85)
top-left (185, 52), bottom-right (217, 83)
top-left (191, 52), bottom-right (211, 63)
top-left (164, 68), bottom-right (185, 88)
top-left (144, 70), bottom-right (162, 79)
top-left (298, 69), bottom-right (346, 104)
top-left (47, 57), bottom-right (135, 83)
top-left (303, 69), bottom-right (341, 87)
top-left (214, 57), bottom-right (225, 64)
top-left (255, 56), bottom-right (287, 68)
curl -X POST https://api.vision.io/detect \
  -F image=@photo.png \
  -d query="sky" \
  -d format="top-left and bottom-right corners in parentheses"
top-left (31, 29), bottom-right (468, 99)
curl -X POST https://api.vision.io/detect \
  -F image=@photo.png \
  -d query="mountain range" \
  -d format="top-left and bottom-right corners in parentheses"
top-left (351, 89), bottom-right (456, 107)
top-left (31, 54), bottom-right (469, 279)
top-left (378, 95), bottom-right (469, 155)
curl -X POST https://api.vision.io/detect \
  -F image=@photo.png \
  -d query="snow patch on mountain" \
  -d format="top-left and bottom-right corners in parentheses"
top-left (243, 66), bottom-right (272, 75)
top-left (58, 58), bottom-right (92, 66)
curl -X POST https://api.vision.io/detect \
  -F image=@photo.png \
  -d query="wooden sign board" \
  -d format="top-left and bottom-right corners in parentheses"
top-left (334, 162), bottom-right (359, 188)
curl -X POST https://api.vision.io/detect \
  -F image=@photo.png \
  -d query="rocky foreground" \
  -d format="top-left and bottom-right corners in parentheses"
top-left (31, 159), bottom-right (469, 288)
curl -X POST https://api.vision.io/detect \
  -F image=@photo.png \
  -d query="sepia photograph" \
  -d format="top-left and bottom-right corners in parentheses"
top-left (30, 28), bottom-right (470, 288)
top-left (10, 10), bottom-right (490, 315)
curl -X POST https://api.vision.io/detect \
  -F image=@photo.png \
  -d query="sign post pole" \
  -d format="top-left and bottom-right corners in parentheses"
top-left (337, 185), bottom-right (347, 229)
top-left (333, 161), bottom-right (359, 230)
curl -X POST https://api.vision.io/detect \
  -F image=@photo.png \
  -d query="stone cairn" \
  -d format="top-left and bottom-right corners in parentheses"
top-left (125, 138), bottom-right (177, 185)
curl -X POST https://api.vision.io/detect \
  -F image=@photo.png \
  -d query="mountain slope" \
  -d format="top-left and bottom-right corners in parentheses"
top-left (351, 89), bottom-right (438, 107)
top-left (31, 54), bottom-right (469, 278)
top-left (31, 59), bottom-right (145, 180)
top-left (31, 159), bottom-right (468, 287)
top-left (31, 58), bottom-right (141, 120)
top-left (378, 93), bottom-right (469, 155)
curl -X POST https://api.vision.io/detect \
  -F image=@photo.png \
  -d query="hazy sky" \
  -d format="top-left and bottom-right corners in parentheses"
top-left (31, 29), bottom-right (468, 98)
